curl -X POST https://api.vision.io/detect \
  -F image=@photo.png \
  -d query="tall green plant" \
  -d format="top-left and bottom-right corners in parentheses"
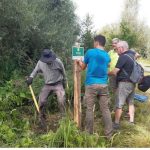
top-left (81, 14), bottom-right (94, 52)
top-left (37, 117), bottom-right (107, 148)
top-left (100, 0), bottom-right (150, 56)
top-left (0, 0), bottom-right (80, 81)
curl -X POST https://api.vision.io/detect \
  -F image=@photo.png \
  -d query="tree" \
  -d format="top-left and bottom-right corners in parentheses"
top-left (100, 0), bottom-right (150, 57)
top-left (100, 23), bottom-right (120, 51)
top-left (0, 0), bottom-right (29, 80)
top-left (80, 14), bottom-right (94, 52)
top-left (119, 0), bottom-right (150, 57)
top-left (0, 0), bottom-right (80, 81)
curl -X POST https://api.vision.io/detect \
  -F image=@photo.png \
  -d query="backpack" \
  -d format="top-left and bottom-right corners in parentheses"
top-left (138, 75), bottom-right (150, 92)
top-left (122, 54), bottom-right (144, 84)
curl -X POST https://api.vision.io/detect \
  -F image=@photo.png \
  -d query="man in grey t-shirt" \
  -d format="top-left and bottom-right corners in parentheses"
top-left (26, 49), bottom-right (67, 128)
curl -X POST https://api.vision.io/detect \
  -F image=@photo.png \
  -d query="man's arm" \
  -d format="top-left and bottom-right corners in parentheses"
top-left (58, 59), bottom-right (67, 80)
top-left (30, 61), bottom-right (40, 78)
top-left (109, 54), bottom-right (126, 76)
top-left (108, 68), bottom-right (120, 76)
top-left (135, 52), bottom-right (141, 60)
top-left (26, 61), bottom-right (40, 86)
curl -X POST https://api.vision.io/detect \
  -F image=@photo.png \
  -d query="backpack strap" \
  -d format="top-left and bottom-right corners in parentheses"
top-left (122, 68), bottom-right (129, 78)
top-left (124, 53), bottom-right (136, 61)
top-left (122, 54), bottom-right (135, 79)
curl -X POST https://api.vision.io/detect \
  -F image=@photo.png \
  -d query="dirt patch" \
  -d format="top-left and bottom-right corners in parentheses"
top-left (31, 112), bottom-right (63, 134)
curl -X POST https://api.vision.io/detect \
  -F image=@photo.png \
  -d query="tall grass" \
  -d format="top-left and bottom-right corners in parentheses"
top-left (1, 58), bottom-right (150, 147)
top-left (36, 116), bottom-right (107, 148)
top-left (111, 87), bottom-right (150, 147)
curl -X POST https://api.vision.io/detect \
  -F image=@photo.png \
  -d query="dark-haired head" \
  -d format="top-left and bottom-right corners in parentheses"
top-left (94, 34), bottom-right (106, 47)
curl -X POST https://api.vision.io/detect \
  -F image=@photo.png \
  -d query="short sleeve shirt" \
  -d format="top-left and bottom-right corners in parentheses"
top-left (84, 48), bottom-right (110, 85)
top-left (115, 50), bottom-right (135, 82)
top-left (108, 49), bottom-right (119, 71)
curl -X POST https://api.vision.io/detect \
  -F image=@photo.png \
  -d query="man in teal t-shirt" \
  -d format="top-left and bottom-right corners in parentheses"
top-left (84, 47), bottom-right (110, 85)
top-left (77, 34), bottom-right (113, 139)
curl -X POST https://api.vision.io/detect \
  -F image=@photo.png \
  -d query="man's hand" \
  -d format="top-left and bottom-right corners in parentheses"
top-left (76, 59), bottom-right (87, 70)
top-left (26, 77), bottom-right (33, 86)
top-left (108, 68), bottom-right (120, 76)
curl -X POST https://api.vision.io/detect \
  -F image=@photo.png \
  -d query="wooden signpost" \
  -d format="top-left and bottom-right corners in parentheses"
top-left (72, 46), bottom-right (84, 127)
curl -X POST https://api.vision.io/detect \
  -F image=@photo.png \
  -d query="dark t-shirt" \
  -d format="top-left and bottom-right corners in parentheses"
top-left (115, 50), bottom-right (135, 82)
top-left (128, 49), bottom-right (136, 56)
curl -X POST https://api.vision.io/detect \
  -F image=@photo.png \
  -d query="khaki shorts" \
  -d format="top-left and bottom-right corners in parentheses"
top-left (115, 82), bottom-right (135, 108)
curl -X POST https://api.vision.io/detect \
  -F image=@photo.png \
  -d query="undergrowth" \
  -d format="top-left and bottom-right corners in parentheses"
top-left (0, 70), bottom-right (150, 147)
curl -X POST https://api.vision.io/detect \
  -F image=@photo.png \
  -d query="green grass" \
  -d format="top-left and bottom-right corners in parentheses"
top-left (110, 86), bottom-right (150, 148)
top-left (1, 58), bottom-right (150, 147)
top-left (108, 58), bottom-right (150, 147)
top-left (138, 58), bottom-right (150, 66)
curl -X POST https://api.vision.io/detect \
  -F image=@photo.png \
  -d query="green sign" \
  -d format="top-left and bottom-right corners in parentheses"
top-left (72, 46), bottom-right (84, 60)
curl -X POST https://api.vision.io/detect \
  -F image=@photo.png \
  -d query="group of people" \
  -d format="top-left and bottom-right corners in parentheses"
top-left (26, 34), bottom-right (141, 139)
top-left (77, 35), bottom-right (140, 139)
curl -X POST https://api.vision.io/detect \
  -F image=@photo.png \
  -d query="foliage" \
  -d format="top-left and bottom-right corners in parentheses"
top-left (119, 0), bottom-right (150, 57)
top-left (100, 23), bottom-right (120, 51)
top-left (0, 64), bottom-right (150, 147)
top-left (1, 0), bottom-right (150, 148)
top-left (100, 0), bottom-right (150, 56)
top-left (0, 0), bottom-right (80, 81)
top-left (0, 79), bottom-right (28, 110)
top-left (80, 14), bottom-right (95, 52)
top-left (33, 117), bottom-right (107, 148)
top-left (0, 76), bottom-right (107, 147)
top-left (111, 98), bottom-right (150, 147)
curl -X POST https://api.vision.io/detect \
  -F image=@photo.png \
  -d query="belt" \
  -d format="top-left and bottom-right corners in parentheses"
top-left (46, 81), bottom-right (62, 86)
top-left (120, 79), bottom-right (132, 83)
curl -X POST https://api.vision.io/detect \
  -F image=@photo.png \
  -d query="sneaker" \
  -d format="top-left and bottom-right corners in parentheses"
top-left (124, 113), bottom-right (130, 118)
top-left (113, 122), bottom-right (120, 130)
top-left (128, 122), bottom-right (135, 125)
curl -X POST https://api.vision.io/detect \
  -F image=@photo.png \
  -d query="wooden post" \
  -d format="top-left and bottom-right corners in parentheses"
top-left (73, 60), bottom-right (81, 128)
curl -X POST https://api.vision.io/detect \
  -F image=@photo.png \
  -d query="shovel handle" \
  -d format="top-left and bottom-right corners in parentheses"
top-left (29, 85), bottom-right (40, 113)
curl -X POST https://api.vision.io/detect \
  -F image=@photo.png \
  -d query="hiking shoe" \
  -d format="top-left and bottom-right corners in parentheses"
top-left (128, 122), bottom-right (135, 125)
top-left (124, 113), bottom-right (130, 118)
top-left (105, 130), bottom-right (114, 140)
top-left (38, 113), bottom-right (47, 131)
top-left (113, 122), bottom-right (120, 130)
